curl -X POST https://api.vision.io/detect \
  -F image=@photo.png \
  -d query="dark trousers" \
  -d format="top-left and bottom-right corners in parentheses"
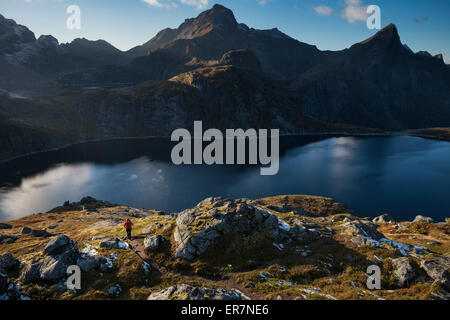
top-left (126, 228), bottom-right (132, 240)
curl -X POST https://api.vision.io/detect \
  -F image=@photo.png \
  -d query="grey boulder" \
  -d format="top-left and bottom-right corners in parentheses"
top-left (147, 284), bottom-right (242, 300)
top-left (144, 235), bottom-right (164, 251)
top-left (392, 257), bottom-right (416, 287)
top-left (99, 239), bottom-right (128, 249)
top-left (420, 256), bottom-right (450, 290)
top-left (373, 214), bottom-right (395, 224)
top-left (343, 221), bottom-right (384, 241)
top-left (412, 215), bottom-right (434, 223)
top-left (19, 236), bottom-right (80, 284)
top-left (44, 235), bottom-right (71, 255)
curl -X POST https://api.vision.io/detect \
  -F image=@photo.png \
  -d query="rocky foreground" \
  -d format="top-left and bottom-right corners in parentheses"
top-left (0, 195), bottom-right (448, 300)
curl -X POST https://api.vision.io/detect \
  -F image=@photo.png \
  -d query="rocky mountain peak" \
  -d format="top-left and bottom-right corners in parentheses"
top-left (0, 14), bottom-right (36, 53)
top-left (433, 53), bottom-right (444, 62)
top-left (177, 3), bottom-right (238, 38)
top-left (37, 35), bottom-right (59, 47)
top-left (128, 4), bottom-right (239, 57)
top-left (203, 4), bottom-right (237, 23)
top-left (360, 23), bottom-right (400, 45)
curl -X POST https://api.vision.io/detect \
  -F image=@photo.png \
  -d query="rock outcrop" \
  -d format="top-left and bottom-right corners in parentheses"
top-left (412, 215), bottom-right (434, 224)
top-left (19, 236), bottom-right (80, 284)
top-left (173, 197), bottom-right (322, 260)
top-left (144, 235), bottom-right (164, 252)
top-left (373, 214), bottom-right (395, 224)
top-left (147, 284), bottom-right (243, 300)
top-left (344, 220), bottom-right (385, 247)
top-left (99, 239), bottom-right (129, 250)
top-left (420, 256), bottom-right (450, 290)
top-left (392, 257), bottom-right (416, 287)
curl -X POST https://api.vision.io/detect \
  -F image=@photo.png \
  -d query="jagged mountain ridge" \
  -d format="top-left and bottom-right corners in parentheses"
top-left (0, 13), bottom-right (130, 84)
top-left (0, 4), bottom-right (449, 158)
top-left (290, 24), bottom-right (450, 130)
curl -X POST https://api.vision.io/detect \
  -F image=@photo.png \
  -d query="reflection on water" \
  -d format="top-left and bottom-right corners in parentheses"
top-left (0, 136), bottom-right (449, 221)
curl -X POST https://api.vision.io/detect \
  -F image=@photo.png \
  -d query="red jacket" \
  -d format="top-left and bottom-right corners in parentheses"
top-left (124, 221), bottom-right (133, 230)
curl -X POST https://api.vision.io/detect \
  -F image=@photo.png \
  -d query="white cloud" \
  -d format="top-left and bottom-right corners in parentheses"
top-left (258, 0), bottom-right (270, 6)
top-left (180, 0), bottom-right (209, 10)
top-left (341, 0), bottom-right (369, 24)
top-left (141, 0), bottom-right (177, 8)
top-left (313, 5), bottom-right (333, 16)
top-left (142, 0), bottom-right (208, 9)
top-left (445, 57), bottom-right (450, 65)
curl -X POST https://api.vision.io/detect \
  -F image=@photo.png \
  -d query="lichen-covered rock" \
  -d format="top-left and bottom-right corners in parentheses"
top-left (373, 214), bottom-right (395, 224)
top-left (147, 284), bottom-right (243, 300)
top-left (0, 252), bottom-right (20, 271)
top-left (173, 198), bottom-right (322, 260)
top-left (392, 257), bottom-right (416, 287)
top-left (420, 256), bottom-right (450, 290)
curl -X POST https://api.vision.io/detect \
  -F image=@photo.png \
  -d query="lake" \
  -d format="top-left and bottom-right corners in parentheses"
top-left (0, 135), bottom-right (449, 222)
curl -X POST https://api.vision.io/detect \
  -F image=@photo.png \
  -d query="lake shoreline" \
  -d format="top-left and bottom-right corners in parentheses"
top-left (2, 130), bottom-right (448, 165)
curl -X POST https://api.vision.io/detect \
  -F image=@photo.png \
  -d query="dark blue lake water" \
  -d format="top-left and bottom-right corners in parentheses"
top-left (0, 135), bottom-right (449, 222)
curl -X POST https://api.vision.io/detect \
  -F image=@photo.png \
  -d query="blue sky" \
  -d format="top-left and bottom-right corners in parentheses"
top-left (1, 0), bottom-right (449, 62)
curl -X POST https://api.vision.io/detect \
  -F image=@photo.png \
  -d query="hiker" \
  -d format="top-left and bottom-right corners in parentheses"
top-left (124, 218), bottom-right (134, 240)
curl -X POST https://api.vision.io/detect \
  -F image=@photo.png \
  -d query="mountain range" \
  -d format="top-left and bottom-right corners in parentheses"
top-left (0, 4), bottom-right (449, 161)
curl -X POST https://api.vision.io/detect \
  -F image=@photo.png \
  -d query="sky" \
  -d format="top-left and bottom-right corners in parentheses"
top-left (1, 0), bottom-right (449, 63)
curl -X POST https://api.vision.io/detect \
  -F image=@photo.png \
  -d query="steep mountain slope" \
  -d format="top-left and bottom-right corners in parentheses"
top-left (291, 24), bottom-right (450, 130)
